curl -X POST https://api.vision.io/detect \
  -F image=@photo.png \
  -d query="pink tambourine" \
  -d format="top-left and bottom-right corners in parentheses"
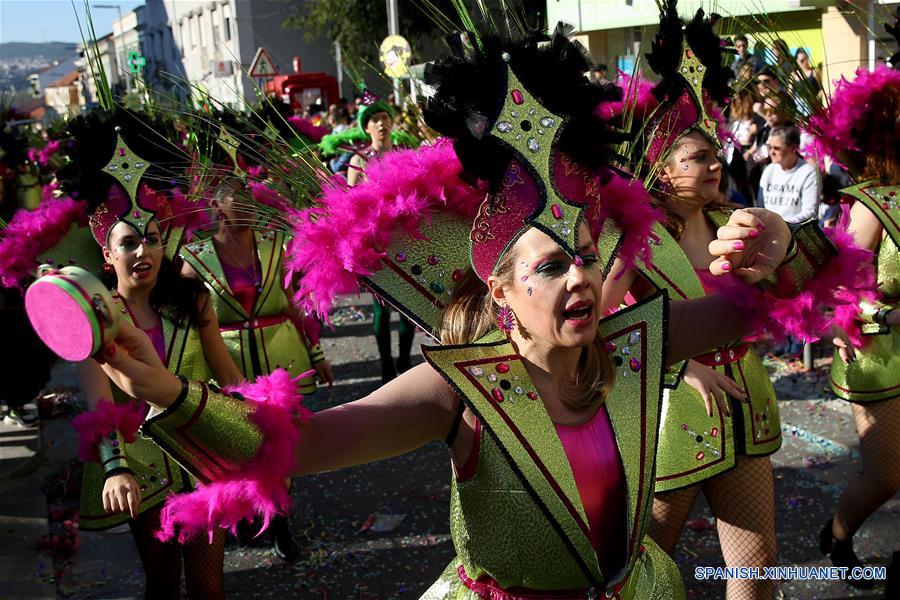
top-left (25, 265), bottom-right (119, 361)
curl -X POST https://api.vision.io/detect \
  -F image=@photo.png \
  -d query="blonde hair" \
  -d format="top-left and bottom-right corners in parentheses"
top-left (440, 243), bottom-right (614, 412)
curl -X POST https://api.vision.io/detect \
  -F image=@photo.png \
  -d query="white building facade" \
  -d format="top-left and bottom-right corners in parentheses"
top-left (77, 0), bottom-right (337, 109)
top-left (159, 0), bottom-right (336, 108)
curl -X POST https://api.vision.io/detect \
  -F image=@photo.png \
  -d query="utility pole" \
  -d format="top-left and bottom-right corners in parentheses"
top-left (335, 40), bottom-right (344, 101)
top-left (386, 0), bottom-right (400, 103)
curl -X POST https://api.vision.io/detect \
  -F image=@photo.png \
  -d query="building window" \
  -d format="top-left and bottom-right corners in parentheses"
top-left (190, 14), bottom-right (199, 48)
top-left (199, 12), bottom-right (207, 49)
top-left (223, 3), bottom-right (232, 42)
top-left (211, 7), bottom-right (219, 49)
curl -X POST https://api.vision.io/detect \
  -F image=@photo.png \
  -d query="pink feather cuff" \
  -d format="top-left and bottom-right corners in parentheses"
top-left (148, 369), bottom-right (311, 544)
top-left (71, 399), bottom-right (145, 463)
top-left (704, 224), bottom-right (876, 343)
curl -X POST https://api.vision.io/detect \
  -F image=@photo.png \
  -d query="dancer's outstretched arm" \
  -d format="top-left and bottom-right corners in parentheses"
top-left (97, 322), bottom-right (459, 476)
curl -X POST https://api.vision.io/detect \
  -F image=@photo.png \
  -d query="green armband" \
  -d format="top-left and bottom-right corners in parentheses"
top-left (97, 431), bottom-right (131, 476)
top-left (309, 343), bottom-right (325, 364)
top-left (140, 379), bottom-right (263, 484)
top-left (760, 219), bottom-right (836, 299)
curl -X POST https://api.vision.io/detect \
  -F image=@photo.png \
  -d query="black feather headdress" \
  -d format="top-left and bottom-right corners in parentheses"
top-left (646, 0), bottom-right (735, 107)
top-left (424, 23), bottom-right (624, 191)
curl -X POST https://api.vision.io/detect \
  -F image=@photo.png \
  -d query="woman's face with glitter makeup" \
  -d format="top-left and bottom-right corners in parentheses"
top-left (103, 220), bottom-right (163, 290)
top-left (489, 221), bottom-right (603, 350)
top-left (660, 130), bottom-right (722, 205)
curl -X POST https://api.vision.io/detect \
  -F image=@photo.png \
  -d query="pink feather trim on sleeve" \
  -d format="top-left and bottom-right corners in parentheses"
top-left (703, 226), bottom-right (876, 343)
top-left (0, 196), bottom-right (88, 290)
top-left (284, 139), bottom-right (486, 322)
top-left (155, 368), bottom-right (312, 544)
top-left (71, 399), bottom-right (145, 463)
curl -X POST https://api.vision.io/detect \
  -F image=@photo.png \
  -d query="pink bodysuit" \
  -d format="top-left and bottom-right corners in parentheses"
top-left (456, 404), bottom-right (628, 578)
top-left (220, 260), bottom-right (260, 315)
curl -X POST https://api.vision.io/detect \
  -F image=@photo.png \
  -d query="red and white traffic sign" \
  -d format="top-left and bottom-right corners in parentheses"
top-left (249, 47), bottom-right (278, 79)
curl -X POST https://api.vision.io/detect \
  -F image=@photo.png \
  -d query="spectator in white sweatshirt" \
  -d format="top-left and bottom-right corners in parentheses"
top-left (758, 125), bottom-right (820, 223)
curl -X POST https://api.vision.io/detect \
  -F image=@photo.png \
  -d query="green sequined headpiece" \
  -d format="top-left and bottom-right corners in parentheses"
top-left (469, 59), bottom-right (585, 280)
top-left (89, 129), bottom-right (157, 245)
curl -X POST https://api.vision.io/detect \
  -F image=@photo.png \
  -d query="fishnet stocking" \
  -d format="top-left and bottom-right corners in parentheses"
top-left (130, 506), bottom-right (183, 599)
top-left (704, 455), bottom-right (776, 600)
top-left (832, 396), bottom-right (900, 541)
top-left (129, 505), bottom-right (226, 599)
top-left (648, 485), bottom-right (701, 554)
top-left (183, 529), bottom-right (225, 599)
top-left (649, 456), bottom-right (775, 600)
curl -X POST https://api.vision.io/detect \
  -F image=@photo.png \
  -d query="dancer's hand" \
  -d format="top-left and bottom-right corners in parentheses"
top-left (314, 359), bottom-right (334, 387)
top-left (682, 360), bottom-right (745, 417)
top-left (96, 321), bottom-right (182, 409)
top-left (102, 473), bottom-right (141, 518)
top-left (831, 324), bottom-right (856, 364)
top-left (708, 208), bottom-right (791, 284)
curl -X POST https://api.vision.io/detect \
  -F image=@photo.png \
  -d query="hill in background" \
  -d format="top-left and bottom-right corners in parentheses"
top-left (0, 42), bottom-right (78, 62)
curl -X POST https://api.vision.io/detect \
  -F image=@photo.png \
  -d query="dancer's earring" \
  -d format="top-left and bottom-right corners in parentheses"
top-left (496, 303), bottom-right (516, 335)
top-left (103, 262), bottom-right (114, 273)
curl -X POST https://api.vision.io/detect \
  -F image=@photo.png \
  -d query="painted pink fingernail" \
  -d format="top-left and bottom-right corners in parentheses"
top-left (757, 223), bottom-right (766, 230)
top-left (733, 240), bottom-right (745, 251)
top-left (721, 262), bottom-right (732, 272)
top-left (748, 229), bottom-right (759, 238)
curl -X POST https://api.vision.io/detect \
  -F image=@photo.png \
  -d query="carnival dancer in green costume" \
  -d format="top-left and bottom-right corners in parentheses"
top-left (180, 175), bottom-right (332, 560)
top-left (345, 91), bottom-right (416, 383)
top-left (802, 53), bottom-right (900, 589)
top-left (180, 177), bottom-right (332, 396)
top-left (74, 25), bottom-right (876, 598)
top-left (596, 6), bottom-right (784, 598)
top-left (1, 109), bottom-right (244, 599)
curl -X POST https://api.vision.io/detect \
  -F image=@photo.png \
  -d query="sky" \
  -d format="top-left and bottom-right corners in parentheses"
top-left (0, 0), bottom-right (145, 44)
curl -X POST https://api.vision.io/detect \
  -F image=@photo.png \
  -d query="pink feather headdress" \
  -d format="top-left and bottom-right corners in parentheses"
top-left (805, 65), bottom-right (900, 170)
top-left (287, 115), bottom-right (330, 144)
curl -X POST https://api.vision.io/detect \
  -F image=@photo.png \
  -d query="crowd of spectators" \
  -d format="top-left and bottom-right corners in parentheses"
top-left (715, 36), bottom-right (843, 232)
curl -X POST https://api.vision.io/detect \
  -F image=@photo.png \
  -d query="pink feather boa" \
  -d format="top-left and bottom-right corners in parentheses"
top-left (287, 115), bottom-right (331, 143)
top-left (0, 196), bottom-right (88, 289)
top-left (704, 226), bottom-right (876, 343)
top-left (805, 65), bottom-right (900, 168)
top-left (71, 399), bottom-right (145, 463)
top-left (284, 139), bottom-right (486, 321)
top-left (155, 369), bottom-right (311, 543)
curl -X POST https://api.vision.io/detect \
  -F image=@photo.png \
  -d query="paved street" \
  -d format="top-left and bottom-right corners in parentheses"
top-left (2, 295), bottom-right (897, 599)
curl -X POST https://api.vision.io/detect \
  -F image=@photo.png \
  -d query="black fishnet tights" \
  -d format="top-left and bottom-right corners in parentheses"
top-left (649, 456), bottom-right (776, 600)
top-left (832, 396), bottom-right (900, 542)
top-left (129, 505), bottom-right (226, 599)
